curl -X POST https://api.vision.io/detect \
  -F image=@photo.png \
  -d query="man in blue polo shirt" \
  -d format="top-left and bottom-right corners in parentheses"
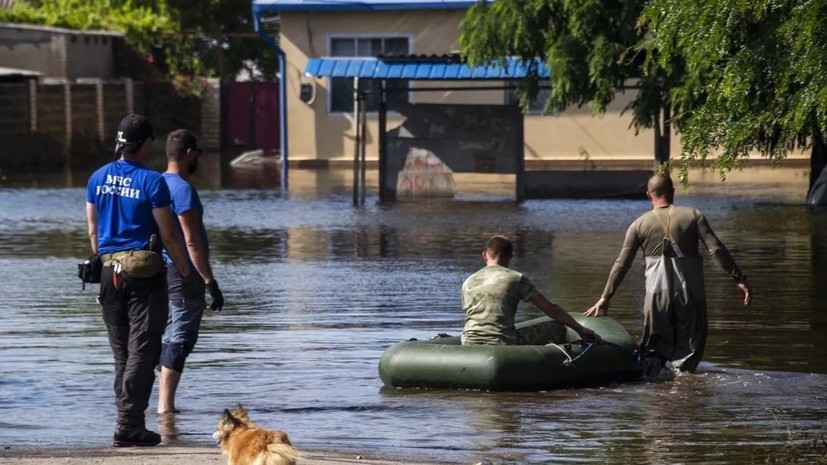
top-left (156, 129), bottom-right (225, 415)
top-left (85, 114), bottom-right (192, 447)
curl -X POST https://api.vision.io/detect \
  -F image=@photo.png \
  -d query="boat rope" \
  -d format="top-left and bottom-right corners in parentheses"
top-left (544, 342), bottom-right (574, 365)
top-left (546, 340), bottom-right (643, 367)
top-left (545, 340), bottom-right (596, 367)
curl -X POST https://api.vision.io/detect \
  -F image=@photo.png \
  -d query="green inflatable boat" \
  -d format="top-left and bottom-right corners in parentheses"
top-left (378, 314), bottom-right (644, 391)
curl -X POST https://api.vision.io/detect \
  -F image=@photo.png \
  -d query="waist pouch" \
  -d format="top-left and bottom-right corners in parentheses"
top-left (106, 250), bottom-right (163, 278)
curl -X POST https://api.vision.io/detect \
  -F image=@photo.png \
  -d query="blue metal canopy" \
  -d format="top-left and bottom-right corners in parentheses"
top-left (252, 1), bottom-right (480, 14)
top-left (304, 57), bottom-right (550, 80)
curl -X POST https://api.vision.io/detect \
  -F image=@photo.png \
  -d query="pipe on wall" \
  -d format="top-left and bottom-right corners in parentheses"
top-left (253, 10), bottom-right (289, 193)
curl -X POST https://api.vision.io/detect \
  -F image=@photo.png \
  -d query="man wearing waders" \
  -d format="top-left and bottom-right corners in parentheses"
top-left (584, 174), bottom-right (751, 376)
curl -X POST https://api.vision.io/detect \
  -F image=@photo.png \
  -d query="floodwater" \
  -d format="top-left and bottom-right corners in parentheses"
top-left (0, 161), bottom-right (825, 465)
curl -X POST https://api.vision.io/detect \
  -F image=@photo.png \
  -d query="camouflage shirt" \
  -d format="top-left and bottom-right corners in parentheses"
top-left (461, 265), bottom-right (539, 345)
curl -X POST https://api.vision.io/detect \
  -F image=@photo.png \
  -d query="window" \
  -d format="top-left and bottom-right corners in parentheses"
top-left (505, 82), bottom-right (552, 114)
top-left (329, 36), bottom-right (411, 113)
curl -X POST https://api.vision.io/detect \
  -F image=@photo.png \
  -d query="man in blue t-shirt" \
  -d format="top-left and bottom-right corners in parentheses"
top-left (156, 129), bottom-right (224, 415)
top-left (85, 114), bottom-right (191, 447)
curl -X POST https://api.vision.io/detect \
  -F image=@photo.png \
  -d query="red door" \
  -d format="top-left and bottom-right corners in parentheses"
top-left (225, 82), bottom-right (279, 153)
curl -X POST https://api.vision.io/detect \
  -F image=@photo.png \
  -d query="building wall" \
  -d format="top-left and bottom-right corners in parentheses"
top-left (280, 10), bottom-right (472, 164)
top-left (0, 24), bottom-right (118, 79)
top-left (65, 33), bottom-right (117, 79)
top-left (522, 91), bottom-right (675, 165)
top-left (0, 26), bottom-right (65, 76)
top-left (278, 10), bottom-right (663, 166)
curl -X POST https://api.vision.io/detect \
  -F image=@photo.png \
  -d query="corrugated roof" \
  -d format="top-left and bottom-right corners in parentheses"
top-left (304, 57), bottom-right (549, 80)
top-left (252, 0), bottom-right (480, 13)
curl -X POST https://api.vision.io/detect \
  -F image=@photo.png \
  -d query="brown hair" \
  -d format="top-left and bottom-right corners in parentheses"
top-left (485, 235), bottom-right (513, 259)
top-left (647, 173), bottom-right (675, 198)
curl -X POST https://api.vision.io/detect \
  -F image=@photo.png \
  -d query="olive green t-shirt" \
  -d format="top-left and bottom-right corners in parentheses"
top-left (461, 265), bottom-right (539, 345)
top-left (601, 204), bottom-right (743, 300)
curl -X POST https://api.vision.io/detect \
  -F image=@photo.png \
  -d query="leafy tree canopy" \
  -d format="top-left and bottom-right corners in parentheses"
top-left (0, 0), bottom-right (278, 90)
top-left (460, 0), bottom-right (683, 169)
top-left (461, 0), bottom-right (827, 191)
top-left (639, 0), bottom-right (827, 185)
top-left (461, 0), bottom-right (656, 125)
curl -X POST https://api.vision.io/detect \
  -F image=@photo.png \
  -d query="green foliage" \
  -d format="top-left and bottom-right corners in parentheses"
top-left (0, 0), bottom-right (180, 64)
top-left (461, 0), bottom-right (827, 190)
top-left (639, 0), bottom-right (827, 182)
top-left (460, 0), bottom-right (649, 120)
top-left (0, 0), bottom-right (278, 88)
top-left (168, 0), bottom-right (279, 81)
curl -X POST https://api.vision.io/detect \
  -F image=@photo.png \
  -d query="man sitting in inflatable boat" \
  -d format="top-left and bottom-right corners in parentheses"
top-left (461, 235), bottom-right (601, 345)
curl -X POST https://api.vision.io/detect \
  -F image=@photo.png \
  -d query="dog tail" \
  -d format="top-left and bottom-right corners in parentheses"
top-left (263, 442), bottom-right (299, 465)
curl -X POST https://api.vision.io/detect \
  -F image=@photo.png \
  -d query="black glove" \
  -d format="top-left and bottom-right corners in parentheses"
top-left (78, 253), bottom-right (102, 288)
top-left (206, 280), bottom-right (225, 311)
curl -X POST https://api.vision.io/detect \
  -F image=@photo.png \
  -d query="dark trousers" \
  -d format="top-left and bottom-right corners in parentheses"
top-left (99, 265), bottom-right (168, 427)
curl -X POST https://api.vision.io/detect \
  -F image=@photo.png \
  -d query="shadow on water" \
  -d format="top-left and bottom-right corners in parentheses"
top-left (0, 164), bottom-right (825, 464)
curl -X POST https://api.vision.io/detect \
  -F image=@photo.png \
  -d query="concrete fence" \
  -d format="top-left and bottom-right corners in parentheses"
top-left (0, 78), bottom-right (220, 173)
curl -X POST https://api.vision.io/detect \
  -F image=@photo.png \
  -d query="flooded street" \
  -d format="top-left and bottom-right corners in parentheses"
top-left (0, 164), bottom-right (825, 464)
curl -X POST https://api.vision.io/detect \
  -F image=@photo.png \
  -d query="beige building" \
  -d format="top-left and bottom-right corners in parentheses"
top-left (253, 0), bottom-right (672, 170)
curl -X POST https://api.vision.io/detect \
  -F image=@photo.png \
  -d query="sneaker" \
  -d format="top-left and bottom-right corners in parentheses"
top-left (113, 425), bottom-right (162, 447)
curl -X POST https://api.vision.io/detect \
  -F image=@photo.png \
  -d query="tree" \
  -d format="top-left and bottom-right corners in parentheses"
top-left (0, 0), bottom-right (278, 91)
top-left (167, 0), bottom-right (279, 82)
top-left (639, 0), bottom-right (827, 194)
top-left (459, 0), bottom-right (682, 166)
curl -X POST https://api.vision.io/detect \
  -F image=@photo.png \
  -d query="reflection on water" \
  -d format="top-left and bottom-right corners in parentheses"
top-left (0, 164), bottom-right (825, 464)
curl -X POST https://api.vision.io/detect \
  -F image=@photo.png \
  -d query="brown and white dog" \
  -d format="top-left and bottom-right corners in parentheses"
top-left (213, 405), bottom-right (298, 465)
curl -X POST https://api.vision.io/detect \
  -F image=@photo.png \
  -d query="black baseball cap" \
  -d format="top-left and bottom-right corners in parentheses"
top-left (115, 114), bottom-right (154, 155)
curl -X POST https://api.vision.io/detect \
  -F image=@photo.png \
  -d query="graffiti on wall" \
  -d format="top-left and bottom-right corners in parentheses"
top-left (396, 148), bottom-right (456, 199)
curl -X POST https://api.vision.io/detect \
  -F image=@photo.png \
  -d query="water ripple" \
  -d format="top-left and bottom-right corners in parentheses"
top-left (0, 180), bottom-right (825, 464)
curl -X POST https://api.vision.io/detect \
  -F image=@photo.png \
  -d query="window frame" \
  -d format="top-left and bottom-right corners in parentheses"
top-left (326, 33), bottom-right (414, 115)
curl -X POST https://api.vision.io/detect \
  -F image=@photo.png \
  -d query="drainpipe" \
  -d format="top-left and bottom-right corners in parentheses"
top-left (253, 8), bottom-right (289, 193)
